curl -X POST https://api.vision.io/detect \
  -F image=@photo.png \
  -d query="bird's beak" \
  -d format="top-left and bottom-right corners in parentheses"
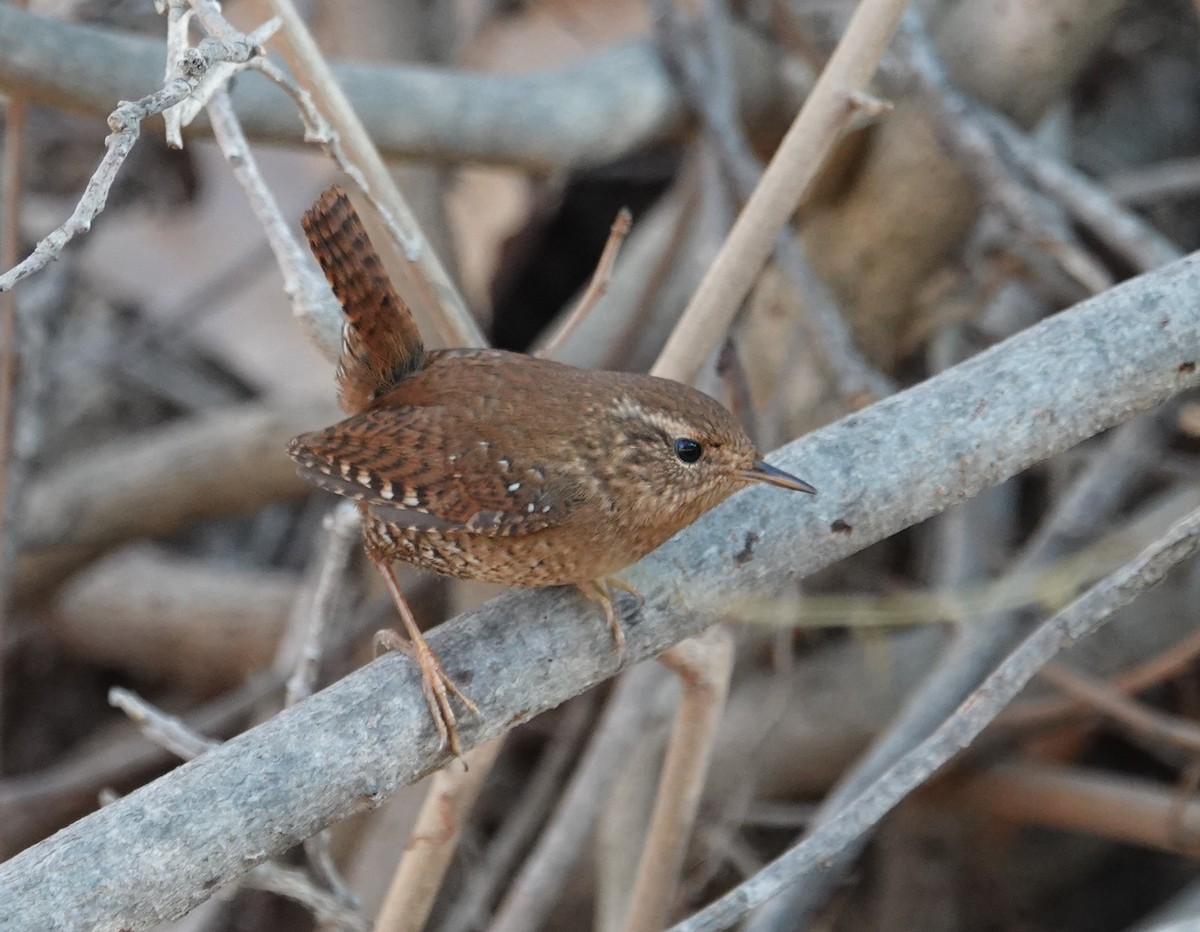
top-left (738, 459), bottom-right (817, 494)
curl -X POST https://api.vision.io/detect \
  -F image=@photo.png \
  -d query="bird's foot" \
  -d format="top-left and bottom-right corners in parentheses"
top-left (369, 556), bottom-right (478, 767)
top-left (375, 629), bottom-right (479, 766)
top-left (580, 577), bottom-right (643, 660)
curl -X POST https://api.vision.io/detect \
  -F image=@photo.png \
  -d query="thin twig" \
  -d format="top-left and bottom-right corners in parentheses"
top-left (2, 251), bottom-right (1198, 928)
top-left (893, 13), bottom-right (1112, 296)
top-left (439, 694), bottom-right (600, 932)
top-left (652, 0), bottom-right (910, 385)
top-left (490, 664), bottom-right (667, 932)
top-left (651, 0), bottom-right (894, 405)
top-left (248, 861), bottom-right (369, 932)
top-left (1107, 156), bottom-right (1200, 205)
top-left (159, 0), bottom-right (193, 148)
top-left (0, 32), bottom-right (265, 293)
top-left (977, 108), bottom-right (1182, 273)
top-left (263, 0), bottom-right (484, 349)
top-left (272, 498), bottom-right (362, 905)
top-left (1000, 627), bottom-right (1200, 731)
top-left (374, 738), bottom-right (505, 932)
top-left (204, 86), bottom-right (343, 359)
top-left (1038, 664), bottom-right (1200, 760)
top-left (672, 504), bottom-right (1200, 931)
top-left (536, 208), bottom-right (633, 360)
top-left (284, 502), bottom-right (362, 707)
top-left (624, 627), bottom-right (734, 932)
top-left (109, 687), bottom-right (219, 760)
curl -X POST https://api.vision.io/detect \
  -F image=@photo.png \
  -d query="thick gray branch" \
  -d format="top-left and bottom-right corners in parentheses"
top-left (1, 253), bottom-right (1198, 930)
top-left (0, 5), bottom-right (780, 171)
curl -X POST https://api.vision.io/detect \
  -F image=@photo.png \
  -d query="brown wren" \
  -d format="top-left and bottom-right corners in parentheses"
top-left (288, 187), bottom-right (815, 760)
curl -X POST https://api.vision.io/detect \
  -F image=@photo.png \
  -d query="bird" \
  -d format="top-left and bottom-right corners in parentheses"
top-left (287, 186), bottom-right (816, 761)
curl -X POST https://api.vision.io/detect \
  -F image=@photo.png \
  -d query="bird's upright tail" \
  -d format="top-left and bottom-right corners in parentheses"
top-left (301, 186), bottom-right (426, 414)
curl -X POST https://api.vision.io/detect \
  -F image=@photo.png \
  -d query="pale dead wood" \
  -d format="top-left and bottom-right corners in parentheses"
top-left (676, 503), bottom-right (1200, 930)
top-left (0, 22), bottom-right (275, 294)
top-left (941, 761), bottom-right (1200, 855)
top-left (263, 0), bottom-right (484, 350)
top-left (373, 737), bottom-right (504, 932)
top-left (0, 6), bottom-right (781, 172)
top-left (0, 247), bottom-right (1195, 929)
top-left (20, 401), bottom-right (329, 553)
top-left (652, 0), bottom-right (911, 386)
top-left (623, 627), bottom-right (734, 932)
top-left (439, 695), bottom-right (600, 932)
top-left (48, 546), bottom-right (297, 691)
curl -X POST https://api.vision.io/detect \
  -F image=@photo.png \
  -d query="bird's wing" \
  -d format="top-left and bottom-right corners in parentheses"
top-left (287, 407), bottom-right (584, 536)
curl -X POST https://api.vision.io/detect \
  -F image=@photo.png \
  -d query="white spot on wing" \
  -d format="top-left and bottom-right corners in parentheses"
top-left (507, 482), bottom-right (521, 492)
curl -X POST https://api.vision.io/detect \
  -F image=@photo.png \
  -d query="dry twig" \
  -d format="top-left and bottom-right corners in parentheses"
top-left (942, 761), bottom-right (1200, 855)
top-left (1000, 627), bottom-right (1200, 731)
top-left (439, 694), bottom-right (600, 932)
top-left (624, 627), bottom-right (734, 932)
top-left (0, 244), bottom-right (1196, 928)
top-left (283, 502), bottom-right (362, 708)
top-left (0, 24), bottom-right (273, 294)
top-left (536, 208), bottom-right (634, 361)
top-left (653, 0), bottom-right (910, 386)
top-left (1038, 664), bottom-right (1200, 762)
top-left (652, 0), bottom-right (894, 406)
top-left (675, 503), bottom-right (1200, 931)
top-left (374, 738), bottom-right (504, 932)
top-left (490, 664), bottom-right (668, 932)
top-left (263, 0), bottom-right (483, 349)
top-left (0, 6), bottom-right (780, 172)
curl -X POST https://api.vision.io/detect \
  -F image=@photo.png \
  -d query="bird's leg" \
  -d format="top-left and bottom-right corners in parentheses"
top-left (370, 555), bottom-right (478, 763)
top-left (605, 576), bottom-right (644, 611)
top-left (579, 577), bottom-right (642, 658)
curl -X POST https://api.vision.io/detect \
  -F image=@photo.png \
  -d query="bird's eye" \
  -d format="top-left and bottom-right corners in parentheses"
top-left (674, 438), bottom-right (703, 464)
